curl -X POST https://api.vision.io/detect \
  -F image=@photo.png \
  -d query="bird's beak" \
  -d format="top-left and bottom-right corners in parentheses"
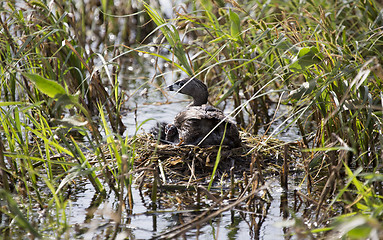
top-left (167, 83), bottom-right (179, 92)
top-left (166, 84), bottom-right (174, 91)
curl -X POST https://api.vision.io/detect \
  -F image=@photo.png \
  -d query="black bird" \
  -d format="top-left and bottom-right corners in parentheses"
top-left (167, 78), bottom-right (241, 148)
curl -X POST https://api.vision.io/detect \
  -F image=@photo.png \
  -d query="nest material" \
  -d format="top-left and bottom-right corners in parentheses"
top-left (132, 132), bottom-right (300, 181)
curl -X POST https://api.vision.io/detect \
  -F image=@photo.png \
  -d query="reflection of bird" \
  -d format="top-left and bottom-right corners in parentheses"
top-left (167, 78), bottom-right (241, 148)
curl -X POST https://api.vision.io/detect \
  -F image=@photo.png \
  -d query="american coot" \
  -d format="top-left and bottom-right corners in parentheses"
top-left (166, 78), bottom-right (241, 148)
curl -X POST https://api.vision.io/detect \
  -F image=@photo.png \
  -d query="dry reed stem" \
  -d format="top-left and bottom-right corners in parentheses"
top-left (0, 139), bottom-right (10, 191)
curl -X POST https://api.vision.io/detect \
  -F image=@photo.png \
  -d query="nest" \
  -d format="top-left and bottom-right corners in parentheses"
top-left (128, 132), bottom-right (303, 239)
top-left (132, 132), bottom-right (300, 183)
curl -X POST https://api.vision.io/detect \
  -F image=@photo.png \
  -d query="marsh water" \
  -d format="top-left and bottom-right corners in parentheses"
top-left (69, 180), bottom-right (306, 239)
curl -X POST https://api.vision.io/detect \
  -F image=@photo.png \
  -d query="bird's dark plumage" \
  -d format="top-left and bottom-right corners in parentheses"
top-left (167, 78), bottom-right (241, 148)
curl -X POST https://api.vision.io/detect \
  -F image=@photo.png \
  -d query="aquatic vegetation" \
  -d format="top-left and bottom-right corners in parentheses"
top-left (1, 0), bottom-right (383, 238)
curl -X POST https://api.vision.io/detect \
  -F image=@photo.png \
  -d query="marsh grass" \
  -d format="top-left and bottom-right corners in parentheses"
top-left (1, 0), bottom-right (383, 238)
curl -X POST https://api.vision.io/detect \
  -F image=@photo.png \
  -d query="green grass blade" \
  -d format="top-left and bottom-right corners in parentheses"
top-left (0, 189), bottom-right (42, 238)
top-left (23, 73), bottom-right (66, 99)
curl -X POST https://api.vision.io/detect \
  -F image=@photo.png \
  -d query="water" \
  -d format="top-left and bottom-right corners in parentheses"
top-left (68, 179), bottom-right (305, 239)
top-left (121, 95), bottom-right (188, 136)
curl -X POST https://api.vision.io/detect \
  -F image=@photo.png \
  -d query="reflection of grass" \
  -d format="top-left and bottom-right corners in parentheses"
top-left (1, 0), bottom-right (383, 238)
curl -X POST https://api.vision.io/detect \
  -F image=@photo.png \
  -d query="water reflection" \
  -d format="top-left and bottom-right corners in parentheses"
top-left (67, 177), bottom-right (310, 239)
